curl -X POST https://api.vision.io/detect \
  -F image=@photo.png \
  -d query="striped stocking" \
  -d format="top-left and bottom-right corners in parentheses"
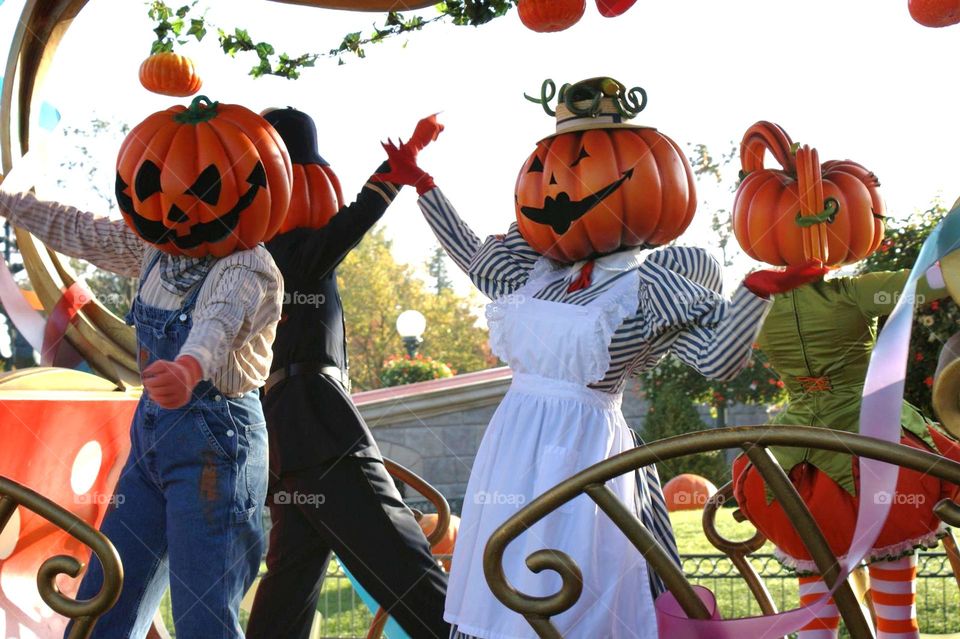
top-left (868, 554), bottom-right (920, 639)
top-left (797, 574), bottom-right (840, 639)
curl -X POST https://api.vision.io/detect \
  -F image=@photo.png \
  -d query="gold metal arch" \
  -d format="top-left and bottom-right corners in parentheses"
top-left (1, 0), bottom-right (139, 388)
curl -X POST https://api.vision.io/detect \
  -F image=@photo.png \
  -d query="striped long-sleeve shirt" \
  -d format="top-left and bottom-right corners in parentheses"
top-left (0, 191), bottom-right (282, 395)
top-left (418, 187), bottom-right (771, 393)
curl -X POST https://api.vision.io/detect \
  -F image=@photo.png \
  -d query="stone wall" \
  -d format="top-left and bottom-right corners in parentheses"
top-left (356, 370), bottom-right (776, 508)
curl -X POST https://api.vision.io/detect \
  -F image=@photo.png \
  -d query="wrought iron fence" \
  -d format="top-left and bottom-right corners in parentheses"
top-left (159, 551), bottom-right (960, 637)
top-left (682, 553), bottom-right (960, 635)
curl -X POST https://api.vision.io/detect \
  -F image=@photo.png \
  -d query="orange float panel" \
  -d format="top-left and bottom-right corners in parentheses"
top-left (0, 385), bottom-right (137, 638)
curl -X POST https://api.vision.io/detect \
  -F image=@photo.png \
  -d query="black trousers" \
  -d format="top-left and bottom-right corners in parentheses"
top-left (246, 456), bottom-right (450, 639)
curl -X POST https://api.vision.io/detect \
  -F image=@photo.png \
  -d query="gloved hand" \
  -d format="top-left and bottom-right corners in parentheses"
top-left (404, 114), bottom-right (444, 157)
top-left (743, 261), bottom-right (830, 299)
top-left (371, 141), bottom-right (437, 196)
top-left (142, 355), bottom-right (203, 409)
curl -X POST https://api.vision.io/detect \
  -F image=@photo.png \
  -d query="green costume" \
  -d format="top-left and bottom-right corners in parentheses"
top-left (758, 270), bottom-right (946, 495)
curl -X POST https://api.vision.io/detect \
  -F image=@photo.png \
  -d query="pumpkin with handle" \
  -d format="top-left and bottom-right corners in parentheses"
top-left (733, 121), bottom-right (884, 267)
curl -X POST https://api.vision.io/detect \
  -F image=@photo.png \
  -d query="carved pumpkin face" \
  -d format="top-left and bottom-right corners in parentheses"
top-left (514, 127), bottom-right (696, 262)
top-left (262, 107), bottom-right (344, 233)
top-left (116, 96), bottom-right (293, 258)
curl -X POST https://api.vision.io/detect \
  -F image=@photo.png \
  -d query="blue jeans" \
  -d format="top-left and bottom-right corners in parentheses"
top-left (70, 390), bottom-right (267, 639)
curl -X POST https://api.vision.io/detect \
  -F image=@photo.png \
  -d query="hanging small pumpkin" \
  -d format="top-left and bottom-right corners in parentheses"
top-left (139, 51), bottom-right (203, 97)
top-left (732, 121), bottom-right (884, 267)
top-left (663, 473), bottom-right (718, 512)
top-left (262, 107), bottom-right (344, 234)
top-left (518, 0), bottom-right (586, 32)
top-left (515, 78), bottom-right (696, 263)
top-left (116, 95), bottom-right (293, 258)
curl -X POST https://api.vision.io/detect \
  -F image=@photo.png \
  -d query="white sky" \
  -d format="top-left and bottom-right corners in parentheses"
top-left (3, 0), bottom-right (960, 296)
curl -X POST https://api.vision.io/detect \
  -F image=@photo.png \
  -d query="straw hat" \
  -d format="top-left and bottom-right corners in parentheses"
top-left (531, 77), bottom-right (655, 140)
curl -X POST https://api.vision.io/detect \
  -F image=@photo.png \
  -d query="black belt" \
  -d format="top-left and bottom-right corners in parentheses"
top-left (264, 362), bottom-right (350, 395)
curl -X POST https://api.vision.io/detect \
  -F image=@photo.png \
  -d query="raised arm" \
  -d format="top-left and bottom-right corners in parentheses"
top-left (0, 191), bottom-right (144, 276)
top-left (418, 187), bottom-right (540, 299)
top-left (295, 162), bottom-right (401, 279)
top-left (664, 255), bottom-right (824, 380)
top-left (848, 269), bottom-right (948, 318)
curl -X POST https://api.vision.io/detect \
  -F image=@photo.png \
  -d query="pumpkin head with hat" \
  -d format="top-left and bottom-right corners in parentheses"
top-left (515, 76), bottom-right (697, 263)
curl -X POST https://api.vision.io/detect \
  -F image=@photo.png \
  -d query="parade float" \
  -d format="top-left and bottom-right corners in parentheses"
top-left (0, 2), bottom-right (959, 639)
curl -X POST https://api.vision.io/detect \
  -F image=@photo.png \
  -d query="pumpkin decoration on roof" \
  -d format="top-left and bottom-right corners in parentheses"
top-left (515, 77), bottom-right (696, 263)
top-left (732, 121), bottom-right (885, 267)
top-left (139, 51), bottom-right (203, 97)
top-left (262, 107), bottom-right (344, 234)
top-left (115, 95), bottom-right (293, 258)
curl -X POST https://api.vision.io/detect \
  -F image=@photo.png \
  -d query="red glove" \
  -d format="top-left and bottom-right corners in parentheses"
top-left (404, 114), bottom-right (444, 157)
top-left (371, 141), bottom-right (437, 196)
top-left (142, 355), bottom-right (203, 409)
top-left (743, 261), bottom-right (830, 299)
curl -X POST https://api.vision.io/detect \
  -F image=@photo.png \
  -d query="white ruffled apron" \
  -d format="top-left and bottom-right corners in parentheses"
top-left (445, 261), bottom-right (657, 639)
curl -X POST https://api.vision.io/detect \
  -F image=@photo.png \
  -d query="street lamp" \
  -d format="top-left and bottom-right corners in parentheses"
top-left (396, 310), bottom-right (426, 357)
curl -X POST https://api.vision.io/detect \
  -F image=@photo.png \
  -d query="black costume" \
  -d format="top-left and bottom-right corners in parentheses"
top-left (246, 108), bottom-right (449, 639)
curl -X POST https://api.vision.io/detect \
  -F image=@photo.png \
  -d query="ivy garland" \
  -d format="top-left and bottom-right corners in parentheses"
top-left (147, 0), bottom-right (518, 79)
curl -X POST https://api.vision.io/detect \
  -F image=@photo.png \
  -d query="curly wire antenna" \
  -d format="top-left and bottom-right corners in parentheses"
top-left (523, 79), bottom-right (558, 116)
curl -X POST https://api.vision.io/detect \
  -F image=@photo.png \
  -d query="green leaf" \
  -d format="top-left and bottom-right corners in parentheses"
top-left (188, 19), bottom-right (206, 41)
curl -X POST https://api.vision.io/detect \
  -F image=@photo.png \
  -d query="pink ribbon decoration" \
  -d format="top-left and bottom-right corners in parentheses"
top-left (0, 252), bottom-right (88, 368)
top-left (40, 281), bottom-right (92, 367)
top-left (655, 206), bottom-right (960, 638)
top-left (0, 251), bottom-right (46, 351)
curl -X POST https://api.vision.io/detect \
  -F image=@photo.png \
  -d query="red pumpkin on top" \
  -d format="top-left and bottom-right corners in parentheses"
top-left (518, 0), bottom-right (585, 32)
top-left (115, 95), bottom-right (293, 258)
top-left (732, 121), bottom-right (885, 267)
top-left (515, 78), bottom-right (696, 263)
top-left (909, 0), bottom-right (960, 26)
top-left (262, 107), bottom-right (345, 233)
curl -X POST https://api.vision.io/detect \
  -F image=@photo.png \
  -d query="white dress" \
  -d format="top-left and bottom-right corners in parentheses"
top-left (445, 259), bottom-right (657, 639)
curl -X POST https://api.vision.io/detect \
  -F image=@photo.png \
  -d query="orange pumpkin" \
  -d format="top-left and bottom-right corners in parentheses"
top-left (116, 95), bottom-right (293, 258)
top-left (418, 513), bottom-right (459, 571)
top-left (139, 52), bottom-right (202, 97)
top-left (515, 127), bottom-right (696, 263)
top-left (663, 473), bottom-right (718, 512)
top-left (733, 121), bottom-right (885, 267)
top-left (262, 107), bottom-right (344, 234)
top-left (518, 0), bottom-right (586, 32)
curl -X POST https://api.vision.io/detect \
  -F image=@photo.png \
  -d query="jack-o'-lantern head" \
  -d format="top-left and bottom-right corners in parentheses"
top-left (515, 78), bottom-right (696, 263)
top-left (116, 95), bottom-right (293, 258)
top-left (262, 107), bottom-right (344, 234)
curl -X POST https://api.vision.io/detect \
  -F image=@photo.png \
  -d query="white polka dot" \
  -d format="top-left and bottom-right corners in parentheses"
top-left (71, 441), bottom-right (103, 495)
top-left (0, 507), bottom-right (20, 560)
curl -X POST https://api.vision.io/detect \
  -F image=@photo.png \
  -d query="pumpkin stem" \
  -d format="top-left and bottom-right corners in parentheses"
top-left (527, 77), bottom-right (648, 121)
top-left (795, 198), bottom-right (840, 227)
top-left (523, 79), bottom-right (558, 116)
top-left (173, 95), bottom-right (220, 124)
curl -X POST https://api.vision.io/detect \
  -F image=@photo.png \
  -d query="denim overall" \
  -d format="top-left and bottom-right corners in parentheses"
top-left (69, 252), bottom-right (268, 639)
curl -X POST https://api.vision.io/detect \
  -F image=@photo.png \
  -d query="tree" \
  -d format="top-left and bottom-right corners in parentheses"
top-left (337, 226), bottom-right (495, 390)
top-left (859, 202), bottom-right (959, 416)
top-left (426, 244), bottom-right (453, 294)
top-left (57, 118), bottom-right (138, 317)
